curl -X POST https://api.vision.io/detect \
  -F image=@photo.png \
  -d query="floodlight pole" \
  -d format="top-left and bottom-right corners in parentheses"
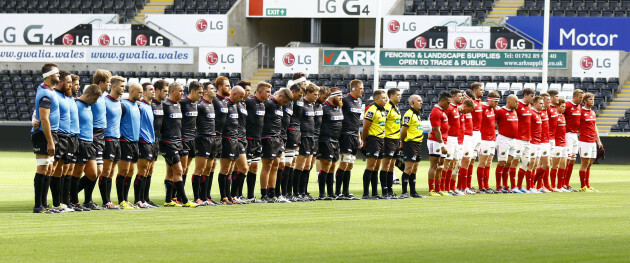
top-left (373, 0), bottom-right (381, 90)
top-left (542, 0), bottom-right (550, 86)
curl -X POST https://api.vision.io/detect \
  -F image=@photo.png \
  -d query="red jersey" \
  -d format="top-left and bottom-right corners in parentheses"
top-left (457, 104), bottom-right (465, 144)
top-left (540, 109), bottom-right (549, 143)
top-left (578, 107), bottom-right (597, 143)
top-left (515, 100), bottom-right (532, 141)
top-left (464, 112), bottom-right (473, 136)
top-left (547, 105), bottom-right (559, 140)
top-left (495, 106), bottom-right (519, 139)
top-left (555, 115), bottom-right (566, 147)
top-left (480, 103), bottom-right (496, 141)
top-left (564, 100), bottom-right (581, 133)
top-left (428, 105), bottom-right (449, 143)
top-left (530, 110), bottom-right (543, 145)
top-left (446, 103), bottom-right (461, 139)
top-left (472, 99), bottom-right (483, 131)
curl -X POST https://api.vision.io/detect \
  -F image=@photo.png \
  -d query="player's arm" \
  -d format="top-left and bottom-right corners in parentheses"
top-left (39, 106), bottom-right (55, 156)
top-left (595, 123), bottom-right (603, 149)
top-left (361, 118), bottom-right (371, 146)
top-left (400, 126), bottom-right (408, 147)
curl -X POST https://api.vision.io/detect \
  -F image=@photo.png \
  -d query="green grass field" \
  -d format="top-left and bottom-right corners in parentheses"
top-left (1, 151), bottom-right (629, 262)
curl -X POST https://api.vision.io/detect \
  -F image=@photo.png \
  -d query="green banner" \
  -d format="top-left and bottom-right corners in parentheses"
top-left (266, 8), bottom-right (287, 16)
top-left (323, 50), bottom-right (567, 69)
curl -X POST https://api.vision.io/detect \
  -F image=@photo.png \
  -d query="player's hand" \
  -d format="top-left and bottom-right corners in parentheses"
top-left (47, 142), bottom-right (55, 156)
top-left (441, 147), bottom-right (447, 155)
top-left (399, 142), bottom-right (403, 149)
top-left (358, 138), bottom-right (363, 148)
top-left (598, 142), bottom-right (603, 149)
top-left (32, 120), bottom-right (41, 129)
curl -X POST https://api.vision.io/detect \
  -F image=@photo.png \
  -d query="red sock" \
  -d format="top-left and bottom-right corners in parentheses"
top-left (458, 167), bottom-right (467, 189)
top-left (543, 169), bottom-right (551, 189)
top-left (550, 168), bottom-right (558, 188)
top-left (435, 177), bottom-right (442, 192)
top-left (477, 167), bottom-right (484, 189)
top-left (495, 165), bottom-right (504, 189)
top-left (447, 170), bottom-right (454, 191)
top-left (429, 179), bottom-right (435, 192)
top-left (557, 168), bottom-right (566, 187)
top-left (484, 167), bottom-right (491, 189)
top-left (535, 168), bottom-right (544, 189)
top-left (509, 168), bottom-right (517, 189)
top-left (586, 168), bottom-right (591, 188)
top-left (467, 164), bottom-right (473, 188)
top-left (525, 170), bottom-right (532, 189)
top-left (441, 170), bottom-right (448, 190)
top-left (502, 167), bottom-right (510, 188)
top-left (517, 168), bottom-right (526, 189)
top-left (579, 170), bottom-right (586, 188)
top-left (565, 162), bottom-right (574, 186)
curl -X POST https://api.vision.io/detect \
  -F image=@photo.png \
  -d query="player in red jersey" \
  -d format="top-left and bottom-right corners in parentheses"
top-left (525, 96), bottom-right (545, 193)
top-left (456, 96), bottom-right (476, 195)
top-left (469, 83), bottom-right (484, 192)
top-left (427, 91), bottom-right (452, 197)
top-left (442, 89), bottom-right (462, 196)
top-left (511, 88), bottom-right (535, 193)
top-left (536, 93), bottom-right (553, 192)
top-left (563, 89), bottom-right (584, 192)
top-left (578, 93), bottom-right (602, 192)
top-left (546, 90), bottom-right (562, 191)
top-left (550, 99), bottom-right (569, 192)
top-left (477, 91), bottom-right (500, 194)
top-left (494, 94), bottom-right (519, 193)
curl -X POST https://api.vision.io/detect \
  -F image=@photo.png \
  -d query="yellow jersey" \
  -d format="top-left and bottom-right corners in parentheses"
top-left (402, 108), bottom-right (424, 142)
top-left (384, 102), bottom-right (401, 139)
top-left (364, 104), bottom-right (387, 138)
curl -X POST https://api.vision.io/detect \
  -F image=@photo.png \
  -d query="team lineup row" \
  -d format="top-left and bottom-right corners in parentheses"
top-left (29, 62), bottom-right (602, 213)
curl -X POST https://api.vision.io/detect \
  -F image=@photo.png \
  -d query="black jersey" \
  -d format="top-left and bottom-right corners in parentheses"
top-left (341, 93), bottom-right (363, 136)
top-left (160, 99), bottom-right (182, 142)
top-left (313, 102), bottom-right (324, 137)
top-left (151, 99), bottom-right (164, 139)
top-left (245, 96), bottom-right (265, 140)
top-left (261, 97), bottom-right (284, 138)
top-left (320, 101), bottom-right (344, 142)
top-left (196, 98), bottom-right (215, 136)
top-left (280, 102), bottom-right (293, 139)
top-left (237, 101), bottom-right (247, 139)
top-left (212, 95), bottom-right (229, 136)
top-left (180, 97), bottom-right (198, 140)
top-left (222, 98), bottom-right (240, 138)
top-left (300, 99), bottom-right (316, 138)
top-left (289, 99), bottom-right (303, 130)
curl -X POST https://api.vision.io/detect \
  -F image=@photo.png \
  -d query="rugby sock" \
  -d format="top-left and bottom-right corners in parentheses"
top-left (550, 168), bottom-right (558, 188)
top-left (586, 168), bottom-right (591, 188)
top-left (409, 173), bottom-right (417, 194)
top-left (535, 168), bottom-right (544, 189)
top-left (508, 168), bottom-right (517, 189)
top-left (387, 171), bottom-right (394, 195)
top-left (33, 173), bottom-right (45, 208)
top-left (246, 171), bottom-right (256, 199)
top-left (579, 170), bottom-right (586, 188)
top-left (41, 175), bottom-right (51, 207)
top-left (557, 168), bottom-right (566, 187)
top-left (123, 176), bottom-right (132, 202)
top-left (199, 175), bottom-right (208, 201)
top-left (362, 170), bottom-right (371, 196)
top-left (58, 175), bottom-right (65, 204)
top-left (106, 177), bottom-right (113, 203)
top-left (182, 174), bottom-right (187, 187)
top-left (78, 175), bottom-right (87, 192)
top-left (140, 177), bottom-right (147, 202)
top-left (458, 167), bottom-right (467, 189)
top-left (191, 174), bottom-right (200, 201)
top-left (318, 170), bottom-right (326, 197)
top-left (379, 171), bottom-right (387, 196)
top-left (342, 170), bottom-right (351, 196)
top-left (402, 173), bottom-right (409, 194)
top-left (517, 168), bottom-right (526, 189)
top-left (260, 188), bottom-right (268, 198)
top-left (371, 170), bottom-right (379, 196)
top-left (133, 174), bottom-right (143, 203)
top-left (292, 169), bottom-right (300, 196)
top-left (441, 170), bottom-right (447, 190)
top-left (447, 170), bottom-right (454, 191)
top-left (477, 167), bottom-right (484, 189)
top-left (565, 162), bottom-right (574, 186)
top-left (237, 172), bottom-right (245, 198)
top-left (218, 173), bottom-right (227, 199)
top-left (275, 169), bottom-right (283, 197)
top-left (326, 172), bottom-right (334, 197)
top-left (164, 180), bottom-right (173, 202)
top-left (543, 169), bottom-right (551, 190)
top-left (50, 177), bottom-right (61, 207)
top-left (84, 178), bottom-right (97, 203)
top-left (467, 164), bottom-right (474, 189)
top-left (335, 169), bottom-right (344, 195)
top-left (268, 187), bottom-right (276, 198)
top-left (230, 171), bottom-right (239, 198)
top-left (428, 178), bottom-right (434, 192)
top-left (495, 165), bottom-right (504, 189)
top-left (207, 172), bottom-right (214, 200)
top-left (116, 174), bottom-right (125, 203)
top-left (502, 167), bottom-right (510, 189)
top-left (62, 175), bottom-right (71, 205)
top-left (174, 181), bottom-right (189, 203)
top-left (301, 170), bottom-right (310, 195)
top-left (484, 167), bottom-right (491, 189)
top-left (144, 175), bottom-right (152, 201)
top-left (98, 175), bottom-right (107, 204)
top-left (70, 176), bottom-right (80, 204)
top-left (284, 167), bottom-right (293, 196)
top-left (435, 176), bottom-right (441, 192)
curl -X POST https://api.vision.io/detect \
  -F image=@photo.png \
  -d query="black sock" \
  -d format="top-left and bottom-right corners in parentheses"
top-left (238, 172), bottom-right (246, 197)
top-left (78, 175), bottom-right (88, 192)
top-left (246, 171), bottom-right (256, 199)
top-left (282, 168), bottom-right (291, 196)
top-left (292, 169), bottom-right (301, 196)
top-left (63, 175), bottom-right (71, 205)
top-left (123, 176), bottom-right (132, 202)
top-left (326, 172), bottom-right (334, 197)
top-left (58, 175), bottom-right (65, 205)
top-left (70, 176), bottom-right (80, 204)
top-left (401, 173), bottom-right (409, 194)
top-left (133, 175), bottom-right (143, 203)
top-left (41, 175), bottom-right (51, 207)
top-left (343, 170), bottom-right (351, 196)
top-left (226, 173), bottom-right (233, 199)
top-left (140, 177), bottom-right (147, 202)
top-left (50, 177), bottom-right (61, 207)
top-left (191, 174), bottom-right (200, 201)
top-left (261, 188), bottom-right (268, 198)
top-left (175, 181), bottom-right (189, 203)
top-left (371, 170), bottom-right (379, 196)
top-left (98, 176), bottom-right (108, 204)
top-left (276, 169), bottom-right (283, 197)
top-left (106, 177), bottom-right (113, 203)
top-left (83, 178), bottom-right (97, 204)
top-left (164, 180), bottom-right (174, 203)
top-left (335, 169), bottom-right (343, 195)
top-left (182, 174), bottom-right (187, 186)
top-left (379, 171), bottom-right (387, 196)
top-left (207, 172), bottom-right (214, 200)
top-left (33, 173), bottom-right (45, 208)
top-left (302, 169), bottom-right (310, 195)
top-left (144, 175), bottom-right (152, 202)
top-left (318, 171), bottom-right (326, 197)
top-left (230, 171), bottom-right (239, 198)
top-left (410, 173), bottom-right (417, 194)
top-left (268, 187), bottom-right (276, 198)
top-left (362, 170), bottom-right (371, 196)
top-left (199, 175), bottom-right (208, 201)
top-left (387, 171), bottom-right (394, 195)
top-left (115, 175), bottom-right (124, 203)
top-left (218, 173), bottom-right (227, 199)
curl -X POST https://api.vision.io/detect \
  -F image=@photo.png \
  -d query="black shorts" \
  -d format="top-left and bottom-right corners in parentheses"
top-left (212, 136), bottom-right (222, 158)
top-left (160, 140), bottom-right (182, 166)
top-left (54, 133), bottom-right (70, 161)
top-left (76, 139), bottom-right (96, 165)
top-left (93, 128), bottom-right (105, 159)
top-left (221, 137), bottom-right (240, 160)
top-left (138, 140), bottom-right (154, 161)
top-left (151, 142), bottom-right (160, 161)
top-left (313, 136), bottom-right (319, 153)
top-left (31, 130), bottom-right (58, 156)
top-left (364, 136), bottom-right (384, 159)
top-left (298, 137), bottom-right (316, 156)
top-left (238, 138), bottom-right (247, 155)
top-left (383, 138), bottom-right (401, 158)
top-left (120, 141), bottom-right (139, 162)
top-left (339, 134), bottom-right (359, 155)
top-left (317, 141), bottom-right (340, 162)
top-left (402, 141), bottom-right (422, 162)
top-left (195, 136), bottom-right (217, 159)
top-left (181, 139), bottom-right (196, 157)
top-left (246, 139), bottom-right (263, 160)
top-left (103, 138), bottom-right (121, 162)
top-left (262, 137), bottom-right (284, 159)
top-left (286, 129), bottom-right (301, 149)
top-left (66, 135), bottom-right (79, 163)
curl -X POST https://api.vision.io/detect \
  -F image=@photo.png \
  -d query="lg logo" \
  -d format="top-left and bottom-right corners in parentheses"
top-left (196, 19), bottom-right (208, 32)
top-left (195, 18), bottom-right (223, 32)
top-left (135, 34), bottom-right (147, 46)
top-left (455, 37), bottom-right (467, 49)
top-left (62, 34), bottom-right (74, 45)
top-left (495, 37), bottom-right (508, 50)
top-left (414, 36), bottom-right (427, 48)
top-left (98, 34), bottom-right (110, 46)
top-left (580, 56), bottom-right (593, 70)
top-left (207, 52), bottom-right (218, 65)
top-left (388, 20), bottom-right (400, 33)
top-left (283, 53), bottom-right (295, 66)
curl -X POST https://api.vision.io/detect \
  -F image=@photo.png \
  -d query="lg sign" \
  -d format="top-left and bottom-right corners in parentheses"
top-left (413, 36), bottom-right (444, 49)
top-left (580, 55), bottom-right (611, 70)
top-left (206, 52), bottom-right (218, 65)
top-left (387, 20), bottom-right (416, 34)
top-left (98, 34), bottom-right (110, 46)
top-left (282, 53), bottom-right (311, 67)
top-left (283, 53), bottom-right (295, 66)
top-left (495, 37), bottom-right (508, 50)
top-left (196, 19), bottom-right (207, 32)
top-left (98, 34), bottom-right (126, 46)
top-left (195, 18), bottom-right (223, 32)
top-left (414, 36), bottom-right (426, 48)
top-left (495, 37), bottom-right (527, 50)
top-left (62, 34), bottom-right (74, 45)
top-left (206, 51), bottom-right (235, 66)
top-left (455, 37), bottom-right (467, 49)
top-left (388, 20), bottom-right (400, 33)
top-left (135, 34), bottom-right (147, 46)
top-left (580, 56), bottom-right (593, 70)
top-left (135, 34), bottom-right (164, 46)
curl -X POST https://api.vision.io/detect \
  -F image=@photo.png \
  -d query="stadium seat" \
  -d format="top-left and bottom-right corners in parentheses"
top-left (549, 83), bottom-right (562, 91)
top-left (536, 83), bottom-right (548, 92)
top-left (562, 83), bottom-right (575, 92)
top-left (485, 82), bottom-right (498, 91)
top-left (510, 83), bottom-right (523, 91)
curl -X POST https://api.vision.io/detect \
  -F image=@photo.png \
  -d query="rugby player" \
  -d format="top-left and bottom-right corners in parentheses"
top-left (136, 83), bottom-right (158, 207)
top-left (86, 69), bottom-right (111, 211)
top-left (536, 93), bottom-right (552, 192)
top-left (400, 95), bottom-right (425, 198)
top-left (442, 89), bottom-right (463, 196)
top-left (578, 93), bottom-right (602, 192)
top-left (176, 81), bottom-right (203, 202)
top-left (427, 91), bottom-right (451, 197)
top-left (49, 70), bottom-right (74, 212)
top-left (546, 90), bottom-right (562, 191)
top-left (513, 88), bottom-right (535, 193)
top-left (469, 83), bottom-right (484, 192)
top-left (337, 80), bottom-right (364, 200)
top-left (361, 90), bottom-right (389, 199)
top-left (63, 74), bottom-right (81, 208)
top-left (244, 82), bottom-right (271, 203)
top-left (294, 83), bottom-right (319, 201)
top-left (525, 96), bottom-right (545, 193)
top-left (146, 79), bottom-right (168, 206)
top-left (477, 91), bottom-right (500, 194)
top-left (455, 98), bottom-right (476, 195)
top-left (218, 86), bottom-right (246, 204)
top-left (192, 82), bottom-right (218, 206)
top-left (229, 81), bottom-right (252, 204)
top-left (316, 88), bottom-right (344, 200)
top-left (380, 88), bottom-right (402, 199)
top-left (117, 83), bottom-right (143, 207)
top-left (495, 94), bottom-right (519, 193)
top-left (311, 87), bottom-right (328, 198)
top-left (101, 76), bottom-right (125, 207)
top-left (563, 89), bottom-right (584, 192)
top-left (550, 99), bottom-right (569, 192)
top-left (209, 77), bottom-right (230, 204)
top-left (277, 82), bottom-right (305, 201)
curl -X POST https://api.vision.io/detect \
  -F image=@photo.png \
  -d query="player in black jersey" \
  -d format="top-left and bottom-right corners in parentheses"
top-left (310, 86), bottom-right (329, 192)
top-left (173, 81), bottom-right (203, 202)
top-left (293, 83), bottom-right (319, 201)
top-left (218, 86), bottom-right (246, 205)
top-left (160, 83), bottom-right (198, 207)
top-left (244, 82), bottom-right (271, 203)
top-left (278, 82), bottom-right (305, 202)
top-left (207, 76), bottom-right (230, 203)
top-left (260, 88), bottom-right (293, 202)
top-left (146, 79), bottom-right (168, 206)
top-left (227, 81), bottom-right (252, 204)
top-left (336, 80), bottom-right (364, 200)
top-left (191, 82), bottom-right (218, 206)
top-left (316, 88), bottom-right (345, 200)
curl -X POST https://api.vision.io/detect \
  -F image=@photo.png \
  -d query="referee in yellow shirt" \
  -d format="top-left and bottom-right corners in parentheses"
top-left (361, 90), bottom-right (388, 199)
top-left (400, 95), bottom-right (426, 198)
top-left (380, 88), bottom-right (402, 199)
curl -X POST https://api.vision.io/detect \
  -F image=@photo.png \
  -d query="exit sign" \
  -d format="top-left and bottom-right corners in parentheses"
top-left (266, 8), bottom-right (286, 16)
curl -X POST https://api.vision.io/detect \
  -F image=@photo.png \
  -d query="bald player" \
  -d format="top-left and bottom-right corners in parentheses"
top-left (217, 86), bottom-right (246, 204)
top-left (427, 91), bottom-right (451, 197)
top-left (117, 83), bottom-right (143, 208)
top-left (495, 94), bottom-right (519, 193)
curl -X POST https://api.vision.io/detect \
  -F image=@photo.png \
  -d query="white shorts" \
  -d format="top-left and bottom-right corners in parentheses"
top-left (472, 131), bottom-right (482, 156)
top-left (496, 134), bottom-right (515, 162)
top-left (550, 139), bottom-right (555, 148)
top-left (552, 145), bottom-right (567, 159)
top-left (462, 135), bottom-right (474, 158)
top-left (566, 133), bottom-right (579, 158)
top-left (427, 140), bottom-right (446, 158)
top-left (479, 140), bottom-right (496, 156)
top-left (579, 141), bottom-right (597, 159)
top-left (540, 143), bottom-right (551, 157)
top-left (445, 136), bottom-right (459, 160)
top-left (528, 144), bottom-right (541, 158)
top-left (513, 139), bottom-right (529, 158)
top-left (457, 144), bottom-right (464, 160)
